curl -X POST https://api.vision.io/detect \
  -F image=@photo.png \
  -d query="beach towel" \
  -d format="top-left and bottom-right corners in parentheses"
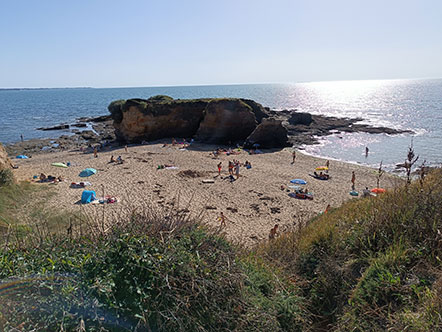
top-left (81, 190), bottom-right (96, 204)
top-left (79, 168), bottom-right (97, 177)
top-left (16, 155), bottom-right (29, 159)
top-left (51, 162), bottom-right (68, 168)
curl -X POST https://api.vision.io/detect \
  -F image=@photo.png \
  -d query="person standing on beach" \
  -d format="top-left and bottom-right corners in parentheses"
top-left (20, 134), bottom-right (24, 142)
top-left (291, 150), bottom-right (296, 164)
top-left (351, 171), bottom-right (356, 190)
top-left (235, 162), bottom-right (240, 179)
top-left (365, 146), bottom-right (369, 158)
top-left (217, 162), bottom-right (222, 176)
top-left (125, 145), bottom-right (128, 153)
top-left (93, 146), bottom-right (98, 158)
top-left (218, 212), bottom-right (227, 227)
top-left (228, 161), bottom-right (234, 175)
top-left (326, 160), bottom-right (330, 169)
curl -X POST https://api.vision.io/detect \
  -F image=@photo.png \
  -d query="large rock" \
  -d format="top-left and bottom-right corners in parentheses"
top-left (245, 118), bottom-right (289, 148)
top-left (0, 143), bottom-right (13, 170)
top-left (195, 99), bottom-right (258, 143)
top-left (108, 96), bottom-right (271, 145)
top-left (288, 112), bottom-right (313, 126)
top-left (109, 97), bottom-right (206, 142)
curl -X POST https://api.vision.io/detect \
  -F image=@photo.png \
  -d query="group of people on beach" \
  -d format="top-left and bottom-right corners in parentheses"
top-left (216, 159), bottom-right (252, 182)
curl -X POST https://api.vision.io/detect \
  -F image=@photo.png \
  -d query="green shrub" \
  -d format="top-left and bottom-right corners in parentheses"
top-left (0, 169), bottom-right (14, 186)
top-left (147, 95), bottom-right (174, 103)
top-left (0, 208), bottom-right (306, 331)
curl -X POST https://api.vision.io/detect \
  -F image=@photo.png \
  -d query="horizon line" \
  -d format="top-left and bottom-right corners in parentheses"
top-left (1, 76), bottom-right (441, 90)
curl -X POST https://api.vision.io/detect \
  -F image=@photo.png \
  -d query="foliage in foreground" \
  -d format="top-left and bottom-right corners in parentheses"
top-left (0, 205), bottom-right (306, 331)
top-left (262, 168), bottom-right (442, 331)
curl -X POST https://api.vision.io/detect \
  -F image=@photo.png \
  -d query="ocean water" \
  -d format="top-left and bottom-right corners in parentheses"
top-left (0, 79), bottom-right (441, 169)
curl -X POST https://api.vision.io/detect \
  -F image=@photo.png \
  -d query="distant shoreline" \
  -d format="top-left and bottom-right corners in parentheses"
top-left (0, 87), bottom-right (93, 91)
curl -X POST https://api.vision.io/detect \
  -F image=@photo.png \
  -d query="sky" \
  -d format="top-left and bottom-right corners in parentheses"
top-left (1, 0), bottom-right (441, 88)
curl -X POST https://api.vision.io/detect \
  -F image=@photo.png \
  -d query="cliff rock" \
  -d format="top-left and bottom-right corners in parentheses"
top-left (0, 143), bottom-right (13, 170)
top-left (108, 96), bottom-right (272, 145)
top-left (245, 118), bottom-right (289, 148)
top-left (195, 99), bottom-right (257, 143)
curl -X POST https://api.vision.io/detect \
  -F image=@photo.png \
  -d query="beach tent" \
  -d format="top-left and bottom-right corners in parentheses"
top-left (81, 190), bottom-right (96, 204)
top-left (315, 166), bottom-right (328, 171)
top-left (79, 168), bottom-right (97, 177)
top-left (51, 162), bottom-right (68, 168)
top-left (371, 188), bottom-right (386, 194)
top-left (290, 179), bottom-right (307, 185)
top-left (16, 155), bottom-right (29, 159)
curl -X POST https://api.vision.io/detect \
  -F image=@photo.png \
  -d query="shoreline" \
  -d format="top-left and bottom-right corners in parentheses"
top-left (4, 110), bottom-right (411, 169)
top-left (11, 142), bottom-right (403, 246)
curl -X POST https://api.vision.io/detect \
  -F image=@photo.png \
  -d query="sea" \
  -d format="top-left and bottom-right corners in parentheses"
top-left (1, 78), bottom-right (441, 170)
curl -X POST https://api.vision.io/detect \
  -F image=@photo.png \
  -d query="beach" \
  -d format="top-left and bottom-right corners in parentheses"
top-left (11, 143), bottom-right (402, 246)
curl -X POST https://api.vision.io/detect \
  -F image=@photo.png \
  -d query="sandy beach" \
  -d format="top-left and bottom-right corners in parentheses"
top-left (11, 143), bottom-right (401, 246)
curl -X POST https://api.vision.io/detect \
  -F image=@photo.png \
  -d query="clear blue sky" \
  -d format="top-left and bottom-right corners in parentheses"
top-left (1, 0), bottom-right (441, 88)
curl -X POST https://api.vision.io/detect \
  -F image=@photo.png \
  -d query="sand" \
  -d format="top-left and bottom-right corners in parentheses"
top-left (11, 143), bottom-right (402, 246)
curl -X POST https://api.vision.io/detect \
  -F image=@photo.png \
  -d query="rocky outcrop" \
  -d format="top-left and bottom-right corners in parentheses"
top-left (288, 112), bottom-right (312, 126)
top-left (108, 96), bottom-right (272, 145)
top-left (0, 143), bottom-right (13, 170)
top-left (195, 99), bottom-right (257, 143)
top-left (245, 118), bottom-right (289, 148)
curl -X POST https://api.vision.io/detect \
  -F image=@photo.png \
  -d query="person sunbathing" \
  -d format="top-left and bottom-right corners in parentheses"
top-left (110, 155), bottom-right (115, 163)
top-left (116, 156), bottom-right (124, 164)
top-left (39, 173), bottom-right (47, 181)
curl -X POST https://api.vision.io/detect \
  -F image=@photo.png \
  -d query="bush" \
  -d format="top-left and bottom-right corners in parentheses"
top-left (147, 95), bottom-right (174, 103)
top-left (260, 168), bottom-right (442, 330)
top-left (0, 169), bottom-right (14, 186)
top-left (0, 207), bottom-right (306, 331)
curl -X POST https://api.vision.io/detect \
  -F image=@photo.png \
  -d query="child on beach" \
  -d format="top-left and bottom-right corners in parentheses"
top-left (291, 150), bottom-right (296, 164)
top-left (351, 171), bottom-right (356, 190)
top-left (217, 162), bottom-right (222, 175)
top-left (218, 212), bottom-right (227, 227)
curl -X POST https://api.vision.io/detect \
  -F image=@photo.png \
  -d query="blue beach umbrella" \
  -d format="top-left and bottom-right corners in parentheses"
top-left (79, 168), bottom-right (97, 177)
top-left (290, 179), bottom-right (307, 185)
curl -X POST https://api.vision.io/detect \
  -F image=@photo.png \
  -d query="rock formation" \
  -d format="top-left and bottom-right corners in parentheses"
top-left (0, 143), bottom-right (13, 170)
top-left (245, 118), bottom-right (288, 148)
top-left (108, 96), bottom-right (290, 147)
top-left (195, 99), bottom-right (257, 143)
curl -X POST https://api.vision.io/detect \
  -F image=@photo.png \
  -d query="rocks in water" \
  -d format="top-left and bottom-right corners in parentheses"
top-left (80, 130), bottom-right (99, 140)
top-left (245, 118), bottom-right (289, 148)
top-left (37, 124), bottom-right (69, 131)
top-left (288, 112), bottom-right (313, 125)
top-left (71, 123), bottom-right (87, 128)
